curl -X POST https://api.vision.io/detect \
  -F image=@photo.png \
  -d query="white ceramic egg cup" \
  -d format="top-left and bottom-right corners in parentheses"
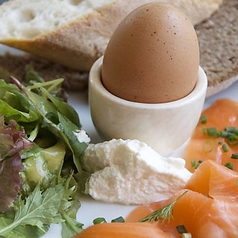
top-left (89, 56), bottom-right (207, 156)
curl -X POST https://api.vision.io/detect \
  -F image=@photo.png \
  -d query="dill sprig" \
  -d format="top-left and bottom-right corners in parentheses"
top-left (139, 190), bottom-right (188, 223)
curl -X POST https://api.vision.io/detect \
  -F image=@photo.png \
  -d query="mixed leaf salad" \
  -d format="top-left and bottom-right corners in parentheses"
top-left (0, 67), bottom-right (90, 238)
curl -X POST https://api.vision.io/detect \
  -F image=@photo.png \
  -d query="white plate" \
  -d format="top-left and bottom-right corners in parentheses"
top-left (1, 44), bottom-right (238, 237)
top-left (42, 76), bottom-right (238, 238)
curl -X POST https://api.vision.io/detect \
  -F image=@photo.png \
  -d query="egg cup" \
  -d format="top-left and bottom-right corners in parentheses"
top-left (89, 56), bottom-right (207, 156)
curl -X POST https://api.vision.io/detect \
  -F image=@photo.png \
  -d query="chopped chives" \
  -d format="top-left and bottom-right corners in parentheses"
top-left (202, 127), bottom-right (207, 135)
top-left (228, 136), bottom-right (238, 145)
top-left (176, 225), bottom-right (187, 234)
top-left (206, 127), bottom-right (218, 137)
top-left (191, 160), bottom-right (203, 169)
top-left (224, 162), bottom-right (234, 170)
top-left (93, 217), bottom-right (107, 224)
top-left (222, 143), bottom-right (229, 152)
top-left (203, 140), bottom-right (215, 152)
top-left (219, 131), bottom-right (234, 138)
top-left (200, 115), bottom-right (208, 124)
top-left (202, 126), bottom-right (238, 146)
top-left (225, 127), bottom-right (238, 135)
top-left (111, 216), bottom-right (125, 223)
top-left (93, 216), bottom-right (125, 224)
top-left (231, 153), bottom-right (238, 159)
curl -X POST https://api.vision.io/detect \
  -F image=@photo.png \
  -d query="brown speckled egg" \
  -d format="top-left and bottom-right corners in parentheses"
top-left (101, 2), bottom-right (200, 103)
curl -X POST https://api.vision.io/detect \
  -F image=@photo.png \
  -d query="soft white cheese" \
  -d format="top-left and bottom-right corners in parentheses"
top-left (82, 139), bottom-right (192, 205)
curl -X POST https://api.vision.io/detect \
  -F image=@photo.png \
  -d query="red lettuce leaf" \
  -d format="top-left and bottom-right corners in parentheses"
top-left (0, 116), bottom-right (32, 213)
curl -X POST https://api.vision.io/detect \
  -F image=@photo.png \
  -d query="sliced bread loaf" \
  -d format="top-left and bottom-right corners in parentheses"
top-left (0, 0), bottom-right (222, 71)
top-left (196, 0), bottom-right (238, 97)
top-left (0, 51), bottom-right (89, 91)
top-left (1, 0), bottom-right (236, 98)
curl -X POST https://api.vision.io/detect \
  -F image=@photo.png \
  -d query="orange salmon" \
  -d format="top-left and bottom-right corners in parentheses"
top-left (184, 99), bottom-right (238, 172)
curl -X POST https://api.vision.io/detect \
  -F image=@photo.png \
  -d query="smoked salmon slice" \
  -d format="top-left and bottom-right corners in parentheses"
top-left (127, 160), bottom-right (238, 238)
top-left (73, 222), bottom-right (174, 238)
top-left (184, 99), bottom-right (238, 172)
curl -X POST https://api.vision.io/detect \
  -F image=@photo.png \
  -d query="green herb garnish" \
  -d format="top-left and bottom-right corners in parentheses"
top-left (231, 153), bottom-right (238, 159)
top-left (202, 127), bottom-right (238, 146)
top-left (93, 217), bottom-right (107, 224)
top-left (139, 191), bottom-right (188, 223)
top-left (191, 160), bottom-right (203, 169)
top-left (111, 216), bottom-right (125, 223)
top-left (93, 216), bottom-right (125, 225)
top-left (222, 143), bottom-right (229, 152)
top-left (176, 225), bottom-right (187, 234)
top-left (200, 115), bottom-right (208, 124)
top-left (203, 140), bottom-right (215, 152)
top-left (224, 162), bottom-right (234, 170)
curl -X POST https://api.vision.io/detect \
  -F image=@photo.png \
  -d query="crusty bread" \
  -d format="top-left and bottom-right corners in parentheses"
top-left (0, 0), bottom-right (222, 71)
top-left (196, 0), bottom-right (238, 97)
top-left (0, 0), bottom-right (236, 98)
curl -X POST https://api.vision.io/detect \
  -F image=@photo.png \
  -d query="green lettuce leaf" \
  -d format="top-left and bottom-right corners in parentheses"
top-left (0, 180), bottom-right (83, 238)
top-left (0, 75), bottom-right (87, 237)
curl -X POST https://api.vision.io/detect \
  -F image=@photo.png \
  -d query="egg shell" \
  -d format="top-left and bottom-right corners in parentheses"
top-left (101, 2), bottom-right (200, 103)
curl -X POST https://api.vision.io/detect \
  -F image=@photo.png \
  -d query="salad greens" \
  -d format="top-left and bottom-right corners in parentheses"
top-left (0, 67), bottom-right (90, 238)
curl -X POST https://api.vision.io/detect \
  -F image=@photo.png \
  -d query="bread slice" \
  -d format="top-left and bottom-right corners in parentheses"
top-left (196, 0), bottom-right (238, 97)
top-left (0, 0), bottom-right (222, 71)
top-left (0, 51), bottom-right (89, 91)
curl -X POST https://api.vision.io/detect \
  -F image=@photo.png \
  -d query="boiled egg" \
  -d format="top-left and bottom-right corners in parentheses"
top-left (101, 2), bottom-right (200, 103)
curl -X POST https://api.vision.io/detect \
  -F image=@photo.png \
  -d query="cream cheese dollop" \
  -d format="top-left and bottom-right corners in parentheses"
top-left (82, 139), bottom-right (192, 205)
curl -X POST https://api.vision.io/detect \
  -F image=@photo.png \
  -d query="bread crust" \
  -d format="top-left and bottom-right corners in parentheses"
top-left (0, 0), bottom-right (222, 71)
top-left (196, 0), bottom-right (238, 97)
